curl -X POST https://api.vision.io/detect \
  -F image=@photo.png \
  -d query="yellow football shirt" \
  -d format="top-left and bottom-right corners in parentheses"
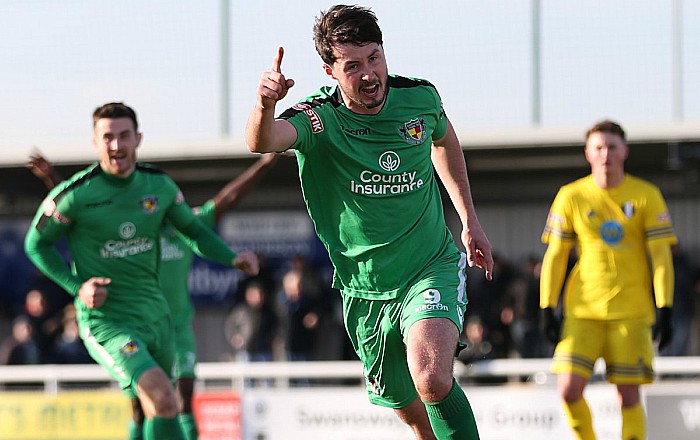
top-left (542, 174), bottom-right (677, 322)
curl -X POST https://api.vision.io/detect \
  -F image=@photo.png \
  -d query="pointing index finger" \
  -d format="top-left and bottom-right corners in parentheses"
top-left (271, 46), bottom-right (284, 73)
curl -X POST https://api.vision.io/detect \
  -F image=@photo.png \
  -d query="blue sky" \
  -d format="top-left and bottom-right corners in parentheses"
top-left (1, 1), bottom-right (698, 158)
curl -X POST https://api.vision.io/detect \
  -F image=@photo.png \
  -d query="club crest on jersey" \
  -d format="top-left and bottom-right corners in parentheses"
top-left (140, 195), bottom-right (159, 214)
top-left (399, 117), bottom-right (427, 145)
top-left (120, 340), bottom-right (140, 357)
top-left (622, 201), bottom-right (635, 218)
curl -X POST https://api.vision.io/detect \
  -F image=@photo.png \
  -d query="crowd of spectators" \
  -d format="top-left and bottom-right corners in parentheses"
top-left (458, 246), bottom-right (700, 367)
top-left (2, 247), bottom-right (700, 369)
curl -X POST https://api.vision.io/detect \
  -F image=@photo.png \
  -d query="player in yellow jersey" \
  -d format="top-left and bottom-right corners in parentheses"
top-left (539, 120), bottom-right (676, 440)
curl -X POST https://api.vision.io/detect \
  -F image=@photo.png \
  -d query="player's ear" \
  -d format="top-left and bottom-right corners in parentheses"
top-left (136, 132), bottom-right (143, 148)
top-left (323, 64), bottom-right (335, 79)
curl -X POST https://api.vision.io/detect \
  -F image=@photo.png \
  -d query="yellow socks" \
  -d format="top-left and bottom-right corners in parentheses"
top-left (563, 397), bottom-right (596, 440)
top-left (621, 403), bottom-right (645, 440)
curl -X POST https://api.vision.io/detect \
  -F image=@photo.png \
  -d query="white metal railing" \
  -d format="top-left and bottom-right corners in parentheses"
top-left (1, 357), bottom-right (698, 394)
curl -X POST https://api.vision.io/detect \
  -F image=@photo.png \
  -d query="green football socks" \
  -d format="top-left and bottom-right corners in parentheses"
top-left (179, 413), bottom-right (198, 440)
top-left (127, 420), bottom-right (143, 440)
top-left (424, 379), bottom-right (480, 439)
top-left (143, 416), bottom-right (185, 440)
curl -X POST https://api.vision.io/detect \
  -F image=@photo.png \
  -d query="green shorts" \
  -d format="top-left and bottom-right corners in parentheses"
top-left (80, 311), bottom-right (176, 396)
top-left (171, 314), bottom-right (197, 379)
top-left (342, 251), bottom-right (467, 408)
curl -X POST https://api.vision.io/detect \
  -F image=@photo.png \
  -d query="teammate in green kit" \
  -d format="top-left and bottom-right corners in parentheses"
top-left (245, 5), bottom-right (493, 439)
top-left (24, 102), bottom-right (259, 440)
top-left (27, 151), bottom-right (279, 439)
top-left (147, 153), bottom-right (278, 439)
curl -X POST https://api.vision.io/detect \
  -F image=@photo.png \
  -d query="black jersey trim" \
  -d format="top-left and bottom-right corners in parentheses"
top-left (36, 163), bottom-right (166, 232)
top-left (135, 162), bottom-right (166, 174)
top-left (387, 75), bottom-right (436, 90)
top-left (278, 88), bottom-right (344, 120)
top-left (278, 76), bottom-right (436, 121)
top-left (35, 165), bottom-right (102, 232)
top-left (50, 165), bottom-right (102, 206)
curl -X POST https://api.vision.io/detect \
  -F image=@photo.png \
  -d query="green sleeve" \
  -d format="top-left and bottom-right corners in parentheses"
top-left (195, 199), bottom-right (217, 228)
top-left (24, 205), bottom-right (82, 296)
top-left (166, 198), bottom-right (236, 266)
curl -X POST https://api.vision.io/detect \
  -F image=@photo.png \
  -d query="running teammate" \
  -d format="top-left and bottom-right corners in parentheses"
top-left (539, 119), bottom-right (676, 440)
top-left (27, 151), bottom-right (279, 439)
top-left (24, 102), bottom-right (259, 440)
top-left (245, 5), bottom-right (492, 439)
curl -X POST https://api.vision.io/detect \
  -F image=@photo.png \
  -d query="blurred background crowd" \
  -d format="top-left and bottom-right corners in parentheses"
top-left (3, 245), bottom-right (698, 370)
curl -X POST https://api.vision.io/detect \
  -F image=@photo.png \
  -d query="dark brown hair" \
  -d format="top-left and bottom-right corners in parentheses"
top-left (585, 119), bottom-right (625, 142)
top-left (93, 102), bottom-right (139, 132)
top-left (313, 4), bottom-right (383, 65)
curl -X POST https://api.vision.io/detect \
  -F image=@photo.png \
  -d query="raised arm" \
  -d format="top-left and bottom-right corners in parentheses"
top-left (26, 150), bottom-right (64, 190)
top-left (245, 47), bottom-right (298, 153)
top-left (431, 119), bottom-right (493, 279)
top-left (211, 153), bottom-right (280, 222)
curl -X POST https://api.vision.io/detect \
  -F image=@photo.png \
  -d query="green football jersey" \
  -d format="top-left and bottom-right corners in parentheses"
top-left (159, 199), bottom-right (216, 322)
top-left (279, 75), bottom-right (458, 299)
top-left (24, 164), bottom-right (235, 325)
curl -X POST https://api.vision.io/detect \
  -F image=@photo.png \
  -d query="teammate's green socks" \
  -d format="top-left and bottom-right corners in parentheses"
top-left (621, 403), bottom-right (645, 440)
top-left (143, 416), bottom-right (185, 440)
top-left (423, 379), bottom-right (480, 439)
top-left (127, 420), bottom-right (144, 440)
top-left (178, 413), bottom-right (198, 440)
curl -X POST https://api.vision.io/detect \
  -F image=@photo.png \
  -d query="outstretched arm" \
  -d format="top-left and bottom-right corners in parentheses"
top-left (168, 198), bottom-right (259, 277)
top-left (431, 119), bottom-right (493, 279)
top-left (246, 46), bottom-right (298, 153)
top-left (212, 153), bottom-right (280, 222)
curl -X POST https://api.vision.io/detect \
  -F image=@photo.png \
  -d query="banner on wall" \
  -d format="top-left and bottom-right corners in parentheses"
top-left (646, 384), bottom-right (700, 439)
top-left (188, 211), bottom-right (323, 305)
top-left (192, 391), bottom-right (242, 440)
top-left (241, 385), bottom-right (623, 440)
top-left (0, 391), bottom-right (130, 440)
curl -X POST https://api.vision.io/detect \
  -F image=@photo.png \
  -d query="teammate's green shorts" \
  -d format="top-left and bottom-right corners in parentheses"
top-left (553, 317), bottom-right (654, 384)
top-left (80, 310), bottom-right (176, 396)
top-left (342, 251), bottom-right (467, 409)
top-left (171, 313), bottom-right (197, 379)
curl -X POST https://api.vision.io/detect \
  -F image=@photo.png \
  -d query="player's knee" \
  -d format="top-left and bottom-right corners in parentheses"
top-left (413, 370), bottom-right (453, 402)
top-left (560, 386), bottom-right (584, 404)
top-left (153, 395), bottom-right (179, 417)
top-left (147, 385), bottom-right (180, 417)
